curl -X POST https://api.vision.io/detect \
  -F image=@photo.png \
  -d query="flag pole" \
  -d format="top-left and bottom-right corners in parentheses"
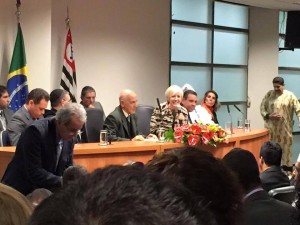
top-left (16, 0), bottom-right (21, 22)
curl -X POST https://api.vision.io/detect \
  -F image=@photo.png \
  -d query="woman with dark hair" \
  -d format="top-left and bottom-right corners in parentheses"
top-left (195, 90), bottom-right (220, 124)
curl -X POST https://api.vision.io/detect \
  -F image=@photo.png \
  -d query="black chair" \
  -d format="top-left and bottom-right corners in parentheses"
top-left (0, 130), bottom-right (11, 146)
top-left (135, 104), bottom-right (154, 136)
top-left (268, 185), bottom-right (296, 204)
top-left (81, 108), bottom-right (105, 143)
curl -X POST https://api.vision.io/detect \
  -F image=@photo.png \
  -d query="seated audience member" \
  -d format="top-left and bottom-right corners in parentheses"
top-left (0, 85), bottom-right (13, 131)
top-left (146, 147), bottom-right (242, 225)
top-left (0, 183), bottom-right (33, 225)
top-left (80, 86), bottom-right (105, 120)
top-left (62, 165), bottom-right (88, 187)
top-left (103, 89), bottom-right (143, 141)
top-left (1, 103), bottom-right (86, 195)
top-left (29, 165), bottom-right (217, 225)
top-left (223, 148), bottom-right (300, 225)
top-left (7, 88), bottom-right (49, 146)
top-left (26, 188), bottom-right (52, 208)
top-left (181, 89), bottom-right (199, 123)
top-left (259, 141), bottom-right (290, 192)
top-left (150, 85), bottom-right (188, 135)
top-left (44, 89), bottom-right (71, 118)
top-left (195, 90), bottom-right (220, 124)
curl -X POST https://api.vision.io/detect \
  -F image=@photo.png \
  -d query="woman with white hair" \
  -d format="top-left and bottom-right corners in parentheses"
top-left (150, 85), bottom-right (188, 135)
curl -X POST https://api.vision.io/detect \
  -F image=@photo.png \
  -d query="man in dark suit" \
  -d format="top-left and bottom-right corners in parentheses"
top-left (1, 103), bottom-right (86, 195)
top-left (80, 86), bottom-right (106, 120)
top-left (223, 148), bottom-right (299, 225)
top-left (44, 89), bottom-right (71, 118)
top-left (104, 89), bottom-right (142, 141)
top-left (7, 88), bottom-right (49, 146)
top-left (0, 85), bottom-right (13, 132)
top-left (259, 141), bottom-right (290, 192)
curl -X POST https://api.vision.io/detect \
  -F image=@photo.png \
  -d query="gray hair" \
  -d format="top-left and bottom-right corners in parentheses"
top-left (56, 103), bottom-right (87, 125)
top-left (165, 85), bottom-right (183, 101)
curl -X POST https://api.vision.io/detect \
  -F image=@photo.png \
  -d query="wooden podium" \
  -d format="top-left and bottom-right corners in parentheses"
top-left (0, 128), bottom-right (269, 178)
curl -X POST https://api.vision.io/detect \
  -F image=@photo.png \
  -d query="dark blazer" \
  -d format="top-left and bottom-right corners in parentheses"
top-left (0, 108), bottom-right (13, 131)
top-left (242, 190), bottom-right (300, 225)
top-left (103, 106), bottom-right (138, 141)
top-left (1, 117), bottom-right (74, 195)
top-left (260, 166), bottom-right (290, 192)
top-left (44, 108), bottom-right (57, 118)
top-left (7, 105), bottom-right (42, 146)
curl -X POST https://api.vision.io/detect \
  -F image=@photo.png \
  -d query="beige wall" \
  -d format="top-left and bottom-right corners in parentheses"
top-left (248, 7), bottom-right (279, 128)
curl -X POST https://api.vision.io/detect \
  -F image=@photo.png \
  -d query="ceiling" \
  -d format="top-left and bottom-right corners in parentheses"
top-left (224, 0), bottom-right (300, 11)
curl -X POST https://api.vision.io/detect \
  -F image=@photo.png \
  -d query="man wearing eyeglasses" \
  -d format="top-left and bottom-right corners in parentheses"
top-left (1, 103), bottom-right (86, 195)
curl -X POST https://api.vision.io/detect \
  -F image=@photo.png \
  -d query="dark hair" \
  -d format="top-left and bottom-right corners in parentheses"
top-left (201, 90), bottom-right (220, 111)
top-left (0, 85), bottom-right (8, 97)
top-left (272, 76), bottom-right (284, 85)
top-left (50, 89), bottom-right (68, 107)
top-left (25, 88), bottom-right (49, 104)
top-left (223, 148), bottom-right (261, 192)
top-left (260, 141), bottom-right (282, 166)
top-left (183, 90), bottom-right (197, 100)
top-left (80, 86), bottom-right (95, 98)
top-left (29, 165), bottom-right (216, 225)
top-left (62, 165), bottom-right (88, 187)
top-left (146, 147), bottom-right (242, 225)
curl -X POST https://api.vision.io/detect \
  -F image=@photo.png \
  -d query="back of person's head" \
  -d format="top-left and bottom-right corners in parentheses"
top-left (0, 183), bottom-right (33, 225)
top-left (56, 103), bottom-right (87, 125)
top-left (146, 147), bottom-right (242, 225)
top-left (62, 165), bottom-right (88, 187)
top-left (223, 148), bottom-right (261, 193)
top-left (29, 165), bottom-right (216, 225)
top-left (26, 188), bottom-right (52, 208)
top-left (80, 86), bottom-right (95, 98)
top-left (260, 141), bottom-right (282, 166)
top-left (25, 88), bottom-right (49, 104)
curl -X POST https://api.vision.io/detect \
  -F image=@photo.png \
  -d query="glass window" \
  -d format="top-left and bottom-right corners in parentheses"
top-left (214, 1), bottom-right (248, 29)
top-left (213, 30), bottom-right (248, 65)
top-left (280, 72), bottom-right (300, 98)
top-left (217, 104), bottom-right (247, 130)
top-left (170, 65), bottom-right (211, 98)
top-left (171, 25), bottom-right (212, 63)
top-left (213, 68), bottom-right (247, 102)
top-left (172, 0), bottom-right (212, 24)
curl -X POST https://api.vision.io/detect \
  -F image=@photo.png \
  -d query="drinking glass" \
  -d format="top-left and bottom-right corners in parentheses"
top-left (157, 128), bottom-right (165, 142)
top-left (244, 119), bottom-right (251, 132)
top-left (237, 118), bottom-right (243, 129)
top-left (225, 121), bottom-right (233, 135)
top-left (100, 130), bottom-right (108, 145)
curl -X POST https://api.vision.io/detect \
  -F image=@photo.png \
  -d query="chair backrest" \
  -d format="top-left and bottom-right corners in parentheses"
top-left (268, 185), bottom-right (296, 204)
top-left (81, 108), bottom-right (105, 143)
top-left (135, 104), bottom-right (154, 136)
top-left (0, 130), bottom-right (11, 146)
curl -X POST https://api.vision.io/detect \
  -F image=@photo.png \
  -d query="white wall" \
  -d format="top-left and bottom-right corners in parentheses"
top-left (248, 7), bottom-right (279, 128)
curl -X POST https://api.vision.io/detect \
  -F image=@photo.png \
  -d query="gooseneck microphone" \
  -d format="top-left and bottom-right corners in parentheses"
top-left (233, 105), bottom-right (245, 117)
top-left (227, 105), bottom-right (234, 134)
top-left (172, 107), bottom-right (178, 130)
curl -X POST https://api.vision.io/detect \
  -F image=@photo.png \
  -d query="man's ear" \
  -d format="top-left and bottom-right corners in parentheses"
top-left (259, 156), bottom-right (264, 164)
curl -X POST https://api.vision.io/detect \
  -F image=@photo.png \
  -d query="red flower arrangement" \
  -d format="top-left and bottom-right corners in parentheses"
top-left (164, 123), bottom-right (228, 147)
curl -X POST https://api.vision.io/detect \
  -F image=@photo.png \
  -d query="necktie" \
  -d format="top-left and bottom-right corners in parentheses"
top-left (56, 139), bottom-right (63, 168)
top-left (127, 116), bottom-right (134, 139)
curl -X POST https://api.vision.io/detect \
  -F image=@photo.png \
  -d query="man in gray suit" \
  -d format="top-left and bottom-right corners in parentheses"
top-left (104, 89), bottom-right (143, 141)
top-left (0, 85), bottom-right (13, 132)
top-left (7, 88), bottom-right (49, 146)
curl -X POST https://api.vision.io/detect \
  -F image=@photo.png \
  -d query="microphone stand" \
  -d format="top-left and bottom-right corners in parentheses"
top-left (227, 105), bottom-right (234, 134)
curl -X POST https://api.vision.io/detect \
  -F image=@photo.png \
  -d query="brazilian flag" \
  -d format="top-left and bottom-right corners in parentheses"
top-left (7, 23), bottom-right (29, 112)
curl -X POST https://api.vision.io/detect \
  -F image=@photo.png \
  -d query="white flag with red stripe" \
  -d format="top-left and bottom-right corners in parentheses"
top-left (61, 28), bottom-right (77, 102)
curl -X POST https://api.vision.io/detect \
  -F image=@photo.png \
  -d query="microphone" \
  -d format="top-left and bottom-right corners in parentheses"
top-left (177, 106), bottom-right (183, 126)
top-left (172, 107), bottom-right (178, 130)
top-left (156, 98), bottom-right (162, 115)
top-left (226, 105), bottom-right (234, 134)
top-left (233, 105), bottom-right (245, 116)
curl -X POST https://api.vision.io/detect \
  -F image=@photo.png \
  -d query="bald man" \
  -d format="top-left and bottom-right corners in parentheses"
top-left (103, 89), bottom-right (143, 141)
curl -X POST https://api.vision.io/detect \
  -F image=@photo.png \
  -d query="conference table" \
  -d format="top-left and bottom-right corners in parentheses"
top-left (0, 128), bottom-right (269, 178)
